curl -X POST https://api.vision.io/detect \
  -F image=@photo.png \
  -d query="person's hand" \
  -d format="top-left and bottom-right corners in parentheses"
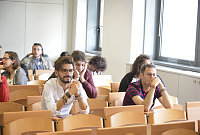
top-left (68, 81), bottom-right (80, 96)
top-left (79, 63), bottom-right (87, 78)
top-left (0, 65), bottom-right (4, 70)
top-left (150, 76), bottom-right (160, 87)
top-left (27, 52), bottom-right (33, 56)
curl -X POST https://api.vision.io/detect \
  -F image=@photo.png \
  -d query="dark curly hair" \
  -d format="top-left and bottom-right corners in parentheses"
top-left (131, 54), bottom-right (152, 78)
top-left (89, 56), bottom-right (107, 72)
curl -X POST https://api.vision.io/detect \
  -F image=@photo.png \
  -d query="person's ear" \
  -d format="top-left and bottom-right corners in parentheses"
top-left (55, 70), bottom-right (58, 77)
top-left (140, 72), bottom-right (143, 79)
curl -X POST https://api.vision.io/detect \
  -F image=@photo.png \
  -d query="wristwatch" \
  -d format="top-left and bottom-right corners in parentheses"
top-left (65, 92), bottom-right (71, 98)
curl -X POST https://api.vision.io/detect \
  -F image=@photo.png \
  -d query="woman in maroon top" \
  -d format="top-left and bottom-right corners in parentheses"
top-left (71, 50), bottom-right (97, 98)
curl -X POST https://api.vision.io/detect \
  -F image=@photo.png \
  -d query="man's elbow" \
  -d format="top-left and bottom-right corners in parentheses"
top-left (144, 106), bottom-right (151, 112)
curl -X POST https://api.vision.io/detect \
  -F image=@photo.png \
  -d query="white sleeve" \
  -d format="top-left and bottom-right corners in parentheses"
top-left (42, 82), bottom-right (57, 116)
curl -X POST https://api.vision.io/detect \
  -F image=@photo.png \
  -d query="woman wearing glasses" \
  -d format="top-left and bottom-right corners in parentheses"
top-left (2, 51), bottom-right (28, 85)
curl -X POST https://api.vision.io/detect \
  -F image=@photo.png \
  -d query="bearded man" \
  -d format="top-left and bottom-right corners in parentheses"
top-left (42, 56), bottom-right (89, 117)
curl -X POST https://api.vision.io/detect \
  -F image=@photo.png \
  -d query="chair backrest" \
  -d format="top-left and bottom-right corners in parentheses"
top-left (97, 125), bottom-right (146, 135)
top-left (35, 70), bottom-right (54, 80)
top-left (104, 111), bottom-right (147, 128)
top-left (28, 70), bottom-right (34, 81)
top-left (26, 96), bottom-right (42, 106)
top-left (36, 129), bottom-right (93, 135)
top-left (108, 92), bottom-right (125, 106)
top-left (153, 104), bottom-right (184, 110)
top-left (186, 101), bottom-right (200, 131)
top-left (87, 98), bottom-right (108, 118)
top-left (0, 110), bottom-right (51, 125)
top-left (56, 114), bottom-right (103, 131)
top-left (96, 87), bottom-right (111, 96)
top-left (0, 102), bottom-right (24, 113)
top-left (162, 128), bottom-right (198, 135)
top-left (87, 98), bottom-right (108, 109)
top-left (198, 120), bottom-right (200, 133)
top-left (110, 82), bottom-right (120, 92)
top-left (151, 121), bottom-right (195, 135)
top-left (3, 117), bottom-right (54, 135)
top-left (27, 80), bottom-right (46, 87)
top-left (8, 85), bottom-right (41, 106)
top-left (154, 96), bottom-right (178, 107)
top-left (148, 109), bottom-right (186, 124)
top-left (92, 75), bottom-right (112, 87)
top-left (104, 105), bottom-right (144, 118)
top-left (26, 101), bottom-right (42, 111)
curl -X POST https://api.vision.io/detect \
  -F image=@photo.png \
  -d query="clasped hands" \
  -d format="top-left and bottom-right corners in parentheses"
top-left (149, 76), bottom-right (165, 89)
top-left (67, 80), bottom-right (81, 97)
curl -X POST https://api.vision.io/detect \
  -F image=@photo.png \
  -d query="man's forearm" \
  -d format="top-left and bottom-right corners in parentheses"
top-left (143, 87), bottom-right (155, 112)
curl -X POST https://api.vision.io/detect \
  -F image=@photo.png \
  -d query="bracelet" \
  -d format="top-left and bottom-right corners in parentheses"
top-left (149, 85), bottom-right (156, 89)
top-left (62, 95), bottom-right (68, 104)
top-left (65, 92), bottom-right (71, 98)
top-left (75, 94), bottom-right (81, 100)
top-left (160, 87), bottom-right (166, 92)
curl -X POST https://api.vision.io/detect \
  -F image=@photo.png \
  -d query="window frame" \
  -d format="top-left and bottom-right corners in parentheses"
top-left (154, 0), bottom-right (200, 71)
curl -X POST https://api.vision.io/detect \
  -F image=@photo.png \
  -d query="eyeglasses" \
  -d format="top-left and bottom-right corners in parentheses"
top-left (2, 57), bottom-right (10, 60)
top-left (60, 69), bottom-right (73, 73)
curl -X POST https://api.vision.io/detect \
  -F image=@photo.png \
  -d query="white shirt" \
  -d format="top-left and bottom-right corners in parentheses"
top-left (42, 78), bottom-right (89, 116)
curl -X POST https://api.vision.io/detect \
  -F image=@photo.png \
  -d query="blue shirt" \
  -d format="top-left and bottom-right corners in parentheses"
top-left (33, 58), bottom-right (44, 73)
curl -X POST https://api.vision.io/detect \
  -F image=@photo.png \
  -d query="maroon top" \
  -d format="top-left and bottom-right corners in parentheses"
top-left (81, 69), bottom-right (97, 98)
top-left (0, 76), bottom-right (9, 102)
top-left (0, 58), bottom-right (3, 65)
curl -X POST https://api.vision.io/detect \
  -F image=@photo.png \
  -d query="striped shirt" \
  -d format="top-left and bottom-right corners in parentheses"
top-left (123, 79), bottom-right (162, 107)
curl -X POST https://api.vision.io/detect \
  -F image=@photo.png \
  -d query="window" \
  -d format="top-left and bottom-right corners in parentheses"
top-left (85, 0), bottom-right (104, 54)
top-left (156, 0), bottom-right (200, 67)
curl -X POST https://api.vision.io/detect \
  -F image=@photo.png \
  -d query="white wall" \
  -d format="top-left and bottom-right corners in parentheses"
top-left (102, 0), bottom-right (133, 82)
top-left (0, 0), bottom-right (73, 62)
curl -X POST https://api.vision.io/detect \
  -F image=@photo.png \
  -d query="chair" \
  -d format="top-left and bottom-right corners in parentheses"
top-left (162, 128), bottom-right (198, 135)
top-left (92, 75), bottom-right (113, 87)
top-left (0, 102), bottom-right (24, 113)
top-left (0, 110), bottom-right (51, 126)
top-left (87, 98), bottom-right (108, 117)
top-left (27, 80), bottom-right (47, 93)
top-left (153, 103), bottom-right (184, 110)
top-left (96, 87), bottom-right (110, 95)
top-left (110, 82), bottom-right (120, 92)
top-left (147, 109), bottom-right (186, 124)
top-left (97, 125), bottom-right (147, 135)
top-left (186, 101), bottom-right (200, 131)
top-left (151, 120), bottom-right (195, 135)
top-left (153, 95), bottom-right (178, 107)
top-left (56, 114), bottom-right (103, 132)
top-left (35, 70), bottom-right (54, 80)
top-left (26, 96), bottom-right (42, 111)
top-left (28, 70), bottom-right (34, 81)
top-left (8, 85), bottom-right (41, 106)
top-left (108, 92), bottom-right (125, 106)
top-left (104, 105), bottom-right (144, 118)
top-left (198, 120), bottom-right (200, 132)
top-left (104, 111), bottom-right (147, 128)
top-left (96, 87), bottom-right (111, 101)
top-left (2, 117), bottom-right (54, 135)
top-left (36, 129), bottom-right (93, 135)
